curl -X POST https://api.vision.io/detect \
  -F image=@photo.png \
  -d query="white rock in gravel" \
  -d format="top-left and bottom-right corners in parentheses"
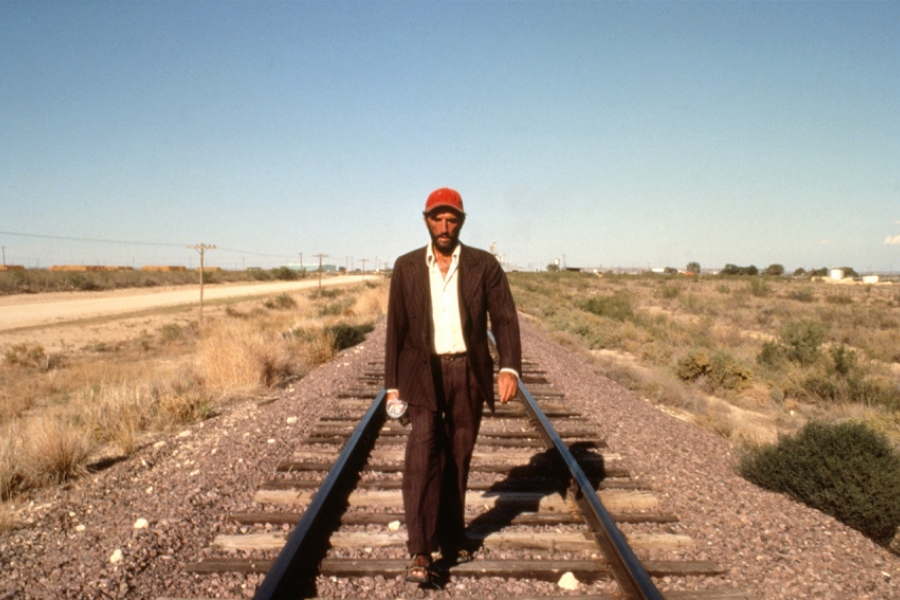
top-left (558, 571), bottom-right (579, 590)
top-left (75, 524), bottom-right (85, 532)
top-left (177, 430), bottom-right (191, 438)
top-left (286, 416), bottom-right (298, 425)
top-left (153, 441), bottom-right (166, 449)
top-left (388, 520), bottom-right (401, 532)
top-left (267, 438), bottom-right (276, 444)
top-left (145, 486), bottom-right (153, 494)
top-left (133, 518), bottom-right (149, 529)
top-left (109, 549), bottom-right (123, 563)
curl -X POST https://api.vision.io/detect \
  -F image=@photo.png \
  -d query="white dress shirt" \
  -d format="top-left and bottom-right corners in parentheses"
top-left (426, 243), bottom-right (467, 355)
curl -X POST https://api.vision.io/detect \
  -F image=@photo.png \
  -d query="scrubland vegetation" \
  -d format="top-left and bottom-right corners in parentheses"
top-left (508, 270), bottom-right (900, 547)
top-left (0, 281), bottom-right (387, 529)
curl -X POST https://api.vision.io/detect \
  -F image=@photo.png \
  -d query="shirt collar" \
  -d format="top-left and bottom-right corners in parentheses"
top-left (426, 242), bottom-right (461, 267)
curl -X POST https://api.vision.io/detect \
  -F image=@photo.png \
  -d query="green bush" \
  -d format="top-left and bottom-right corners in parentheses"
top-left (318, 298), bottom-right (354, 317)
top-left (325, 323), bottom-right (375, 352)
top-left (788, 287), bottom-right (816, 303)
top-left (739, 421), bottom-right (900, 546)
top-left (756, 340), bottom-right (787, 369)
top-left (799, 345), bottom-right (900, 409)
top-left (657, 284), bottom-right (681, 300)
top-left (272, 266), bottom-right (298, 281)
top-left (780, 319), bottom-right (826, 366)
top-left (746, 278), bottom-right (772, 297)
top-left (580, 294), bottom-right (634, 321)
top-left (825, 294), bottom-right (853, 305)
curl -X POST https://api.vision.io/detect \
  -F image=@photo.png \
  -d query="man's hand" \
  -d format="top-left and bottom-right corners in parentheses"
top-left (497, 371), bottom-right (518, 404)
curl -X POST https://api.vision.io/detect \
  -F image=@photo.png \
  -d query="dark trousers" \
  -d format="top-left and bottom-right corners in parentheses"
top-left (403, 354), bottom-right (483, 556)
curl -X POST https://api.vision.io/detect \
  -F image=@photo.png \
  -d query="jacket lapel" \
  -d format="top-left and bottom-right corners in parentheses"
top-left (458, 244), bottom-right (477, 332)
top-left (411, 247), bottom-right (432, 347)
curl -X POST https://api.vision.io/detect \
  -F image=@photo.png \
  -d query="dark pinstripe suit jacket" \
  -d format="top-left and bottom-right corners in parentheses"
top-left (384, 243), bottom-right (522, 412)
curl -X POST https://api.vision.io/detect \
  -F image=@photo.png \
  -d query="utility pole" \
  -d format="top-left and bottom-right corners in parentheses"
top-left (187, 244), bottom-right (216, 327)
top-left (359, 258), bottom-right (368, 282)
top-left (2, 246), bottom-right (5, 267)
top-left (313, 253), bottom-right (328, 294)
top-left (299, 252), bottom-right (303, 273)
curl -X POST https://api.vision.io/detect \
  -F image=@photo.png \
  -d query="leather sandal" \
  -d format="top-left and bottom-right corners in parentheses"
top-left (405, 554), bottom-right (432, 584)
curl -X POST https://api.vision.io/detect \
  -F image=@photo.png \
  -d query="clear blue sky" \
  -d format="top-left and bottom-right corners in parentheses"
top-left (2, 1), bottom-right (898, 272)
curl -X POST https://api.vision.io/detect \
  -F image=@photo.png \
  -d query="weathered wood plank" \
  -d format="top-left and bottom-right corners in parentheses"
top-left (231, 509), bottom-right (676, 526)
top-left (213, 530), bottom-right (693, 552)
top-left (260, 475), bottom-right (651, 492)
top-left (253, 488), bottom-right (657, 512)
top-left (292, 448), bottom-right (621, 463)
top-left (276, 459), bottom-right (630, 478)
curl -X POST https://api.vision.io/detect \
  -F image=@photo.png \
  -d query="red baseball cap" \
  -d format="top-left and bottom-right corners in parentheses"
top-left (424, 187), bottom-right (465, 216)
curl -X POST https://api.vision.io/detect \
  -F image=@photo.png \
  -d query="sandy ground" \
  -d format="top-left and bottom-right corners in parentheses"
top-left (0, 275), bottom-right (376, 354)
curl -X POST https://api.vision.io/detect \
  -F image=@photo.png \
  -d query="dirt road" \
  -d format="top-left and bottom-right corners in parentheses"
top-left (0, 275), bottom-right (375, 353)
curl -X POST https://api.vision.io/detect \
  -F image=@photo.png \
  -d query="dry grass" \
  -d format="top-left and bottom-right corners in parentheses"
top-left (0, 280), bottom-right (388, 514)
top-left (510, 271), bottom-right (900, 446)
top-left (23, 417), bottom-right (93, 486)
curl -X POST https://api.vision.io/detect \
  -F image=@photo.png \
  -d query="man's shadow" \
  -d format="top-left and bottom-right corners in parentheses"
top-left (429, 441), bottom-right (606, 580)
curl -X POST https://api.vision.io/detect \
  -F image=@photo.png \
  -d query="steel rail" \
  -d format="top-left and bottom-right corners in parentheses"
top-left (253, 389), bottom-right (387, 600)
top-left (488, 331), bottom-right (664, 600)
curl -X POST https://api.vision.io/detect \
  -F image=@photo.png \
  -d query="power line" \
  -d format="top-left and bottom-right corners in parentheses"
top-left (0, 230), bottom-right (184, 247)
top-left (0, 230), bottom-right (298, 261)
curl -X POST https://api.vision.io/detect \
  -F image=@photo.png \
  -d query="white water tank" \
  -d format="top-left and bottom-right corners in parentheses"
top-left (830, 268), bottom-right (845, 281)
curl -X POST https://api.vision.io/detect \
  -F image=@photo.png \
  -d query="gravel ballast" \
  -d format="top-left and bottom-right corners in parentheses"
top-left (1, 318), bottom-right (897, 599)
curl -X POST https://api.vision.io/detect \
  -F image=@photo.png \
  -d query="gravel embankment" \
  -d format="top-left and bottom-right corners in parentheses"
top-left (1, 317), bottom-right (897, 599)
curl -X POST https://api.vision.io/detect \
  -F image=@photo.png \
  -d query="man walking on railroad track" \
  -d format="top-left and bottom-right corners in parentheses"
top-left (384, 187), bottom-right (522, 584)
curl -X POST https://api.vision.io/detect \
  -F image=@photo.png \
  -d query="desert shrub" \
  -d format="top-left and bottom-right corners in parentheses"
top-left (0, 427), bottom-right (22, 500)
top-left (788, 287), bottom-right (816, 303)
top-left (200, 321), bottom-right (294, 390)
top-left (225, 306), bottom-right (248, 319)
top-left (780, 319), bottom-right (826, 366)
top-left (248, 269), bottom-right (272, 281)
top-left (739, 421), bottom-right (900, 546)
top-left (756, 340), bottom-right (787, 369)
top-left (678, 293), bottom-right (710, 314)
top-left (825, 294), bottom-right (853, 305)
top-left (79, 383), bottom-right (155, 454)
top-left (22, 418), bottom-right (92, 486)
top-left (715, 284), bottom-right (731, 294)
top-left (746, 278), bottom-right (772, 298)
top-left (799, 345), bottom-right (900, 409)
top-left (4, 344), bottom-right (49, 369)
top-left (318, 298), bottom-right (355, 317)
top-left (675, 349), bottom-right (752, 391)
top-left (159, 323), bottom-right (182, 342)
top-left (580, 293), bottom-right (634, 321)
top-left (264, 293), bottom-right (297, 310)
top-left (657, 285), bottom-right (681, 300)
top-left (272, 266), bottom-right (298, 281)
top-left (326, 323), bottom-right (375, 352)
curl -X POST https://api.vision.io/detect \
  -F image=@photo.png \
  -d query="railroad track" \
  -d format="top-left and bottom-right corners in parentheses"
top-left (183, 343), bottom-right (753, 600)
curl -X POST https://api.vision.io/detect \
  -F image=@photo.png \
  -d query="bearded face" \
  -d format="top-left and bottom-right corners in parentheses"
top-left (425, 209), bottom-right (464, 255)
